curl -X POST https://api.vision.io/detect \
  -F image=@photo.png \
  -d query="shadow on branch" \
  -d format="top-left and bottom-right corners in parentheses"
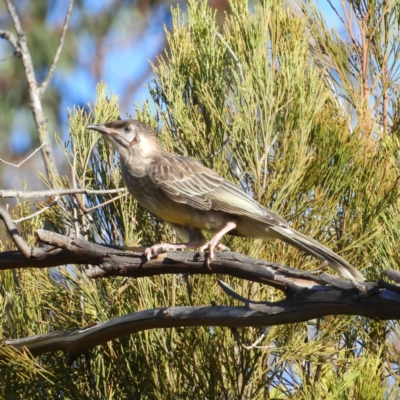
top-left (1, 207), bottom-right (400, 362)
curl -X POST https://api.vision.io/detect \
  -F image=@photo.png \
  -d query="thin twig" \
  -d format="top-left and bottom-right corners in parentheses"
top-left (326, 0), bottom-right (346, 27)
top-left (4, 0), bottom-right (24, 36)
top-left (5, 189), bottom-right (127, 225)
top-left (231, 327), bottom-right (274, 350)
top-left (0, 51), bottom-right (20, 62)
top-left (72, 140), bottom-right (80, 237)
top-left (0, 144), bottom-right (44, 168)
top-left (0, 29), bottom-right (20, 52)
top-left (39, 0), bottom-right (74, 97)
top-left (13, 197), bottom-right (60, 224)
top-left (72, 193), bottom-right (94, 223)
top-left (341, 0), bottom-right (363, 69)
top-left (0, 188), bottom-right (126, 198)
top-left (83, 193), bottom-right (128, 213)
top-left (209, 136), bottom-right (231, 159)
top-left (0, 206), bottom-right (32, 258)
top-left (4, 0), bottom-right (59, 181)
top-left (361, 12), bottom-right (370, 98)
top-left (215, 31), bottom-right (244, 83)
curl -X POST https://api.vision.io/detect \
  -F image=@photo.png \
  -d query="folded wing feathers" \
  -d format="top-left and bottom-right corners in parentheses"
top-left (149, 156), bottom-right (289, 226)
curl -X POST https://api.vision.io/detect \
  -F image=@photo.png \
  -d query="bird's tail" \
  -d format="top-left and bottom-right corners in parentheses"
top-left (271, 226), bottom-right (364, 281)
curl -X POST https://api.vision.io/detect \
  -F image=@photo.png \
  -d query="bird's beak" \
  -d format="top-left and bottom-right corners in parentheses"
top-left (86, 124), bottom-right (117, 137)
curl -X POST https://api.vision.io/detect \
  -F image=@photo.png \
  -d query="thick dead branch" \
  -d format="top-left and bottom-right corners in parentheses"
top-left (0, 225), bottom-right (292, 290)
top-left (35, 229), bottom-right (291, 291)
top-left (2, 281), bottom-right (400, 362)
top-left (1, 215), bottom-right (400, 362)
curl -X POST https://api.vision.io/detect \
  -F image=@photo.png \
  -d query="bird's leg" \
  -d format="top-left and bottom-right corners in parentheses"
top-left (199, 221), bottom-right (237, 260)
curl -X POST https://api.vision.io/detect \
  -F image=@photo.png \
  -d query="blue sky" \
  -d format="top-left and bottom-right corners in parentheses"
top-left (1, 0), bottom-right (174, 156)
top-left (1, 0), bottom-right (343, 156)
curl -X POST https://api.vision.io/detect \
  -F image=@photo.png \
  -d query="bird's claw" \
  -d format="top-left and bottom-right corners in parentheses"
top-left (217, 243), bottom-right (230, 252)
top-left (199, 242), bottom-right (216, 263)
top-left (144, 245), bottom-right (167, 260)
top-left (199, 241), bottom-right (228, 260)
top-left (144, 247), bottom-right (155, 261)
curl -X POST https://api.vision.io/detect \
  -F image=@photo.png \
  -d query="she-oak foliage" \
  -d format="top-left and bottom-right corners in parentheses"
top-left (1, 0), bottom-right (399, 398)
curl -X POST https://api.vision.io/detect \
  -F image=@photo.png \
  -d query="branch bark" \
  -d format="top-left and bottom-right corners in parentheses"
top-left (0, 228), bottom-right (291, 291)
top-left (1, 220), bottom-right (400, 363)
top-left (2, 279), bottom-right (400, 362)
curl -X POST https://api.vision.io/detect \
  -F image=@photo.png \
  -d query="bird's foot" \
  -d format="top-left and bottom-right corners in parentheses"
top-left (145, 244), bottom-right (170, 260)
top-left (144, 241), bottom-right (205, 261)
top-left (198, 221), bottom-right (236, 260)
top-left (199, 243), bottom-right (213, 259)
top-left (145, 239), bottom-right (230, 262)
top-left (217, 243), bottom-right (230, 252)
top-left (198, 241), bottom-right (229, 261)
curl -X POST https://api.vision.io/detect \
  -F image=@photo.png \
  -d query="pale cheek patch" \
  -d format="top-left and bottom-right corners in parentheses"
top-left (139, 136), bottom-right (155, 157)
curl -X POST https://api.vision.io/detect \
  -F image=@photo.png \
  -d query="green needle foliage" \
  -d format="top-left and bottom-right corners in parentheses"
top-left (1, 0), bottom-right (400, 398)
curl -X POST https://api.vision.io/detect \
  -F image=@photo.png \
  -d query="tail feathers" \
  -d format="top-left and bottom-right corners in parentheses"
top-left (272, 226), bottom-right (365, 281)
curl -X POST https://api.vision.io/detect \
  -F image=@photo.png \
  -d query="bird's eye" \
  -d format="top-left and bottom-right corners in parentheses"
top-left (124, 125), bottom-right (131, 132)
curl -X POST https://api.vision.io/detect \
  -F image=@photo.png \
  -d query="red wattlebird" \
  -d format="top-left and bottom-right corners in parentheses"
top-left (87, 119), bottom-right (364, 281)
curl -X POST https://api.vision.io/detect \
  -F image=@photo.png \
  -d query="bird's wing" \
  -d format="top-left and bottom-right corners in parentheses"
top-left (148, 155), bottom-right (287, 225)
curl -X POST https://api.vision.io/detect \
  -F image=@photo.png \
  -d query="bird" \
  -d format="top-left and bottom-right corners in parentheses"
top-left (87, 118), bottom-right (364, 281)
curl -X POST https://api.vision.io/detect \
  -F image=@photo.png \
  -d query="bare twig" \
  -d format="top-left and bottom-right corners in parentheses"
top-left (0, 188), bottom-right (126, 225)
top-left (341, 0), bottom-right (363, 69)
top-left (0, 29), bottom-right (20, 52)
top-left (0, 225), bottom-right (397, 361)
top-left (215, 31), bottom-right (244, 83)
top-left (0, 188), bottom-right (126, 198)
top-left (13, 197), bottom-right (60, 224)
top-left (361, 12), bottom-right (370, 99)
top-left (0, 144), bottom-right (44, 168)
top-left (71, 140), bottom-right (80, 237)
top-left (0, 206), bottom-right (32, 258)
top-left (81, 192), bottom-right (128, 213)
top-left (0, 51), bottom-right (20, 62)
top-left (3, 0), bottom-right (59, 182)
top-left (209, 136), bottom-right (231, 159)
top-left (2, 280), bottom-right (400, 361)
top-left (38, 0), bottom-right (74, 97)
top-left (1, 306), bottom-right (284, 361)
top-left (231, 327), bottom-right (273, 350)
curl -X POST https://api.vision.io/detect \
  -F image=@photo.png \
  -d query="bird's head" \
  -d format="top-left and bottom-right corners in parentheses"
top-left (87, 119), bottom-right (164, 160)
